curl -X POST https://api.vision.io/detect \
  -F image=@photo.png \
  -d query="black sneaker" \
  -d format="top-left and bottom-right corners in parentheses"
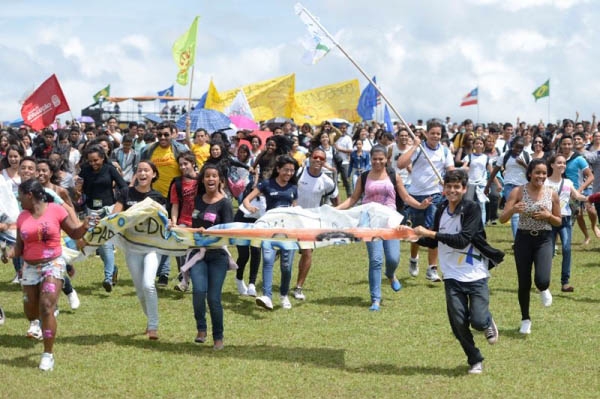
top-left (485, 318), bottom-right (498, 344)
top-left (102, 279), bottom-right (113, 293)
top-left (157, 275), bottom-right (169, 288)
top-left (112, 266), bottom-right (119, 286)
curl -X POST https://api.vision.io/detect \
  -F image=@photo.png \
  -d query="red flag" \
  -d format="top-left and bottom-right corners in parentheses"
top-left (20, 74), bottom-right (70, 131)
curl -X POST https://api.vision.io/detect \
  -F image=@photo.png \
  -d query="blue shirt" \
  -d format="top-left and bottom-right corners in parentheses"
top-left (258, 178), bottom-right (297, 210)
top-left (565, 153), bottom-right (589, 189)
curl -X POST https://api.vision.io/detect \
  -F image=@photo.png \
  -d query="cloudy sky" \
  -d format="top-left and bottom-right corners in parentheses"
top-left (1, 0), bottom-right (598, 126)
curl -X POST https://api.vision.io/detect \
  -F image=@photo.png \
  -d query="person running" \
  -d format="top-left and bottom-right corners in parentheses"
top-left (112, 161), bottom-right (165, 340)
top-left (461, 136), bottom-right (491, 225)
top-left (243, 155), bottom-right (299, 310)
top-left (499, 159), bottom-right (561, 335)
top-left (184, 164), bottom-right (234, 349)
top-left (338, 145), bottom-right (431, 311)
top-left (414, 169), bottom-right (502, 375)
top-left (293, 148), bottom-right (339, 301)
top-left (2, 179), bottom-right (89, 371)
top-left (347, 139), bottom-right (371, 192)
top-left (545, 154), bottom-right (588, 293)
top-left (77, 145), bottom-right (128, 292)
top-left (397, 120), bottom-right (454, 282)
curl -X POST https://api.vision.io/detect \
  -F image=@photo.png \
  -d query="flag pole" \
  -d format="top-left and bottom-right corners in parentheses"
top-left (185, 66), bottom-right (195, 145)
top-left (296, 4), bottom-right (443, 182)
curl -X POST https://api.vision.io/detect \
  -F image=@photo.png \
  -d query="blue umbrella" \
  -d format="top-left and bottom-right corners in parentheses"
top-left (144, 114), bottom-right (163, 124)
top-left (176, 108), bottom-right (231, 132)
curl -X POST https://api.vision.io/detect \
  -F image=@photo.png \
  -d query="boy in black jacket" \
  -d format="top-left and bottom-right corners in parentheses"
top-left (414, 169), bottom-right (503, 375)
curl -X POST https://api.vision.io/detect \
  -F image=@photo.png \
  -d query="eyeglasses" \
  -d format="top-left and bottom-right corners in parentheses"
top-left (157, 133), bottom-right (170, 138)
top-left (280, 168), bottom-right (295, 173)
top-left (311, 155), bottom-right (325, 161)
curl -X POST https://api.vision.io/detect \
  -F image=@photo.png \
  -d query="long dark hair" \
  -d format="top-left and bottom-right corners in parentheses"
top-left (271, 154), bottom-right (299, 185)
top-left (197, 163), bottom-right (225, 196)
top-left (19, 178), bottom-right (50, 202)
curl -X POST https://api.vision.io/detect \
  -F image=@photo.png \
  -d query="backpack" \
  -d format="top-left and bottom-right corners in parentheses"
top-left (501, 150), bottom-right (530, 170)
top-left (360, 168), bottom-right (405, 212)
top-left (165, 176), bottom-right (183, 217)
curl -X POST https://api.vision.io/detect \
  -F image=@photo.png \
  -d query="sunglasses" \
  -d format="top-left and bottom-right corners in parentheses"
top-left (157, 133), bottom-right (170, 138)
top-left (311, 155), bottom-right (325, 161)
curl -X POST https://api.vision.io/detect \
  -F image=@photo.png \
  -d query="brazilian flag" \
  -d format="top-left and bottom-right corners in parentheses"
top-left (532, 79), bottom-right (549, 101)
top-left (93, 84), bottom-right (110, 102)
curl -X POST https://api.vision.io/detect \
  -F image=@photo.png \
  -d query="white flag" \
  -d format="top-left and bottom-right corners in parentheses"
top-left (224, 89), bottom-right (254, 120)
top-left (294, 3), bottom-right (335, 65)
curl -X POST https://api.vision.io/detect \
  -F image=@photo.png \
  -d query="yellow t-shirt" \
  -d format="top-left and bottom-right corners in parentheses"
top-left (292, 151), bottom-right (306, 166)
top-left (151, 145), bottom-right (181, 196)
top-left (191, 143), bottom-right (211, 168)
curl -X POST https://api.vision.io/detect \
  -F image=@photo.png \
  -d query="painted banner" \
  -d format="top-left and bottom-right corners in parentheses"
top-left (292, 79), bottom-right (361, 124)
top-left (205, 74), bottom-right (295, 121)
top-left (81, 198), bottom-right (412, 257)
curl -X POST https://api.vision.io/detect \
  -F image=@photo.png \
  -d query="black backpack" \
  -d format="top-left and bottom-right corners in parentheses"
top-left (360, 168), bottom-right (405, 212)
top-left (501, 150), bottom-right (530, 170)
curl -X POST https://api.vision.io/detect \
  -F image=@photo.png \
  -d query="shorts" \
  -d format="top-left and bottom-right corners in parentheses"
top-left (407, 193), bottom-right (443, 228)
top-left (21, 257), bottom-right (66, 286)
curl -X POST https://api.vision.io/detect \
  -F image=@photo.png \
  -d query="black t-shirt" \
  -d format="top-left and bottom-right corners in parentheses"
top-left (116, 187), bottom-right (165, 211)
top-left (79, 163), bottom-right (128, 209)
top-left (191, 196), bottom-right (234, 229)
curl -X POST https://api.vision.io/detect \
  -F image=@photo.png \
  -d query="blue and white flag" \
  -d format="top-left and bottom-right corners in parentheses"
top-left (295, 3), bottom-right (335, 65)
top-left (357, 76), bottom-right (378, 121)
top-left (157, 85), bottom-right (174, 103)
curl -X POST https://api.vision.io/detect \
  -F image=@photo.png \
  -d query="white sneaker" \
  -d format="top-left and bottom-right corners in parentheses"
top-left (425, 266), bottom-right (442, 282)
top-left (0, 306), bottom-right (5, 326)
top-left (468, 361), bottom-right (483, 374)
top-left (68, 290), bottom-right (80, 310)
top-left (11, 274), bottom-right (20, 284)
top-left (39, 352), bottom-right (54, 371)
top-left (293, 287), bottom-right (306, 300)
top-left (246, 284), bottom-right (257, 297)
top-left (255, 295), bottom-right (273, 310)
top-left (27, 320), bottom-right (43, 340)
top-left (235, 279), bottom-right (248, 295)
top-left (409, 258), bottom-right (419, 277)
top-left (519, 319), bottom-right (532, 334)
top-left (280, 295), bottom-right (292, 309)
top-left (540, 289), bottom-right (552, 307)
top-left (54, 307), bottom-right (60, 318)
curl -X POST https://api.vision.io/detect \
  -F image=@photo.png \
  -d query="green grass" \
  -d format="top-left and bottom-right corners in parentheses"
top-left (1, 222), bottom-right (599, 398)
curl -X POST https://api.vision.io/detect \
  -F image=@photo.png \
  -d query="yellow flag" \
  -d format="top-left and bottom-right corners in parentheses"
top-left (206, 74), bottom-right (295, 121)
top-left (292, 79), bottom-right (361, 124)
top-left (172, 17), bottom-right (199, 86)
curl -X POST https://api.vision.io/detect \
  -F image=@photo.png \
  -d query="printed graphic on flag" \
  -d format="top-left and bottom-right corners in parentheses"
top-left (460, 87), bottom-right (478, 107)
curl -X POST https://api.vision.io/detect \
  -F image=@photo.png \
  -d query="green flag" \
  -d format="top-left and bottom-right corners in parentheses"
top-left (172, 16), bottom-right (199, 86)
top-left (532, 79), bottom-right (549, 101)
top-left (93, 84), bottom-right (110, 102)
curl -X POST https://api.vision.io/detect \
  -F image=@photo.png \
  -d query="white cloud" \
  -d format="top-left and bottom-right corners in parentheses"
top-left (497, 30), bottom-right (557, 52)
top-left (467, 0), bottom-right (588, 11)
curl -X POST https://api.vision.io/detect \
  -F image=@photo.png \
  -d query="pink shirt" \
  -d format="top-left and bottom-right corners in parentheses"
top-left (363, 176), bottom-right (396, 209)
top-left (17, 203), bottom-right (68, 261)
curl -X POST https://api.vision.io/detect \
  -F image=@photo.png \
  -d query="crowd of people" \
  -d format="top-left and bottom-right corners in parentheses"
top-left (0, 111), bottom-right (598, 374)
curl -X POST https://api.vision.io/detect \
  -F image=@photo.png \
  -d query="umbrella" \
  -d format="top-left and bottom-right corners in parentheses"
top-left (176, 108), bottom-right (231, 133)
top-left (264, 116), bottom-right (293, 129)
top-left (230, 115), bottom-right (259, 131)
top-left (328, 118), bottom-right (352, 128)
top-left (9, 118), bottom-right (24, 127)
top-left (144, 114), bottom-right (163, 124)
top-left (77, 116), bottom-right (94, 123)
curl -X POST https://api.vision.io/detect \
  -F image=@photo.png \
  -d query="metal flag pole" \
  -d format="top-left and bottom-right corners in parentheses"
top-left (296, 4), bottom-right (443, 182)
top-left (184, 66), bottom-right (195, 145)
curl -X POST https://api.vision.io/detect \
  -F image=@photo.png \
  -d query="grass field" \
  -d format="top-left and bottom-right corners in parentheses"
top-left (1, 221), bottom-right (599, 398)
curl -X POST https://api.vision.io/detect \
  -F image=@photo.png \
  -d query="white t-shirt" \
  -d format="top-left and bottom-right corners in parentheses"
top-left (335, 135), bottom-right (353, 164)
top-left (462, 153), bottom-right (488, 185)
top-left (296, 167), bottom-right (338, 208)
top-left (545, 177), bottom-right (574, 216)
top-left (391, 144), bottom-right (411, 185)
top-left (495, 152), bottom-right (528, 186)
top-left (409, 143), bottom-right (453, 196)
top-left (438, 209), bottom-right (490, 282)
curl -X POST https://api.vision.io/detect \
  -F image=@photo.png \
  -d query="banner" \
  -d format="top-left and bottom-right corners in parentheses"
top-left (82, 198), bottom-right (410, 255)
top-left (205, 74), bottom-right (295, 122)
top-left (172, 16), bottom-right (199, 86)
top-left (21, 74), bottom-right (70, 131)
top-left (292, 79), bottom-right (360, 124)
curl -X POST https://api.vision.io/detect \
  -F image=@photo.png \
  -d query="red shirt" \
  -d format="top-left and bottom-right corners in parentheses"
top-left (170, 178), bottom-right (198, 227)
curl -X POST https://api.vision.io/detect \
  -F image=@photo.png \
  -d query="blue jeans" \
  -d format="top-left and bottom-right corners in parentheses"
top-left (408, 193), bottom-right (443, 228)
top-left (261, 247), bottom-right (295, 298)
top-left (552, 216), bottom-right (572, 285)
top-left (366, 240), bottom-right (400, 303)
top-left (98, 242), bottom-right (115, 282)
top-left (156, 254), bottom-right (170, 278)
top-left (503, 183), bottom-right (520, 238)
top-left (444, 278), bottom-right (491, 366)
top-left (189, 249), bottom-right (229, 341)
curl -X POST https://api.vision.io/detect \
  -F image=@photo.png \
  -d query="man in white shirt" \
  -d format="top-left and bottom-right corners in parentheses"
top-left (293, 148), bottom-right (338, 301)
top-left (334, 123), bottom-right (353, 197)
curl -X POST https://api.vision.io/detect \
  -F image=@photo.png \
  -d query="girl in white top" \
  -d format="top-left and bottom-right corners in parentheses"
top-left (1, 145), bottom-right (23, 198)
top-left (544, 154), bottom-right (587, 293)
top-left (462, 137), bottom-right (491, 224)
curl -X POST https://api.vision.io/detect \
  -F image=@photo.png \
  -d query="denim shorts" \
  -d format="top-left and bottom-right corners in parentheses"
top-left (21, 257), bottom-right (66, 286)
top-left (407, 193), bottom-right (443, 228)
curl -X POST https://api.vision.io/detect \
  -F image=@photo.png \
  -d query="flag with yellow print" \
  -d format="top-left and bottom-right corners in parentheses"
top-left (532, 79), bottom-right (549, 101)
top-left (172, 16), bottom-right (199, 86)
top-left (93, 84), bottom-right (110, 102)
